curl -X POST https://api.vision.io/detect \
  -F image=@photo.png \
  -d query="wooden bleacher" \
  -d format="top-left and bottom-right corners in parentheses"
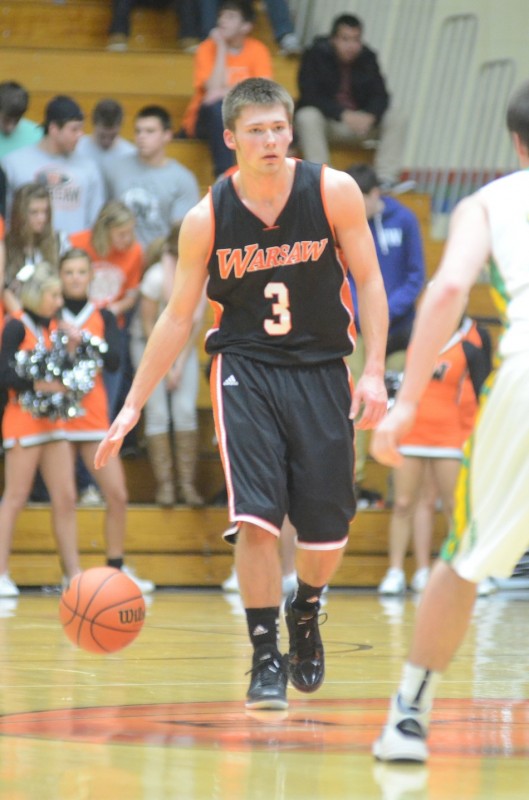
top-left (0, 1), bottom-right (499, 588)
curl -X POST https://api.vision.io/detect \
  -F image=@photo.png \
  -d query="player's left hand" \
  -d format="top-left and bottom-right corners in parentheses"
top-left (369, 400), bottom-right (417, 467)
top-left (352, 373), bottom-right (387, 430)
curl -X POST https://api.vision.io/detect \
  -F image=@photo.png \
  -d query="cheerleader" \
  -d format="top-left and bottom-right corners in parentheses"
top-left (0, 262), bottom-right (80, 596)
top-left (58, 248), bottom-right (154, 593)
top-left (378, 316), bottom-right (491, 596)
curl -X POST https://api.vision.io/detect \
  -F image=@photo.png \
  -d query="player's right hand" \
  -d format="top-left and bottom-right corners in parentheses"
top-left (369, 400), bottom-right (417, 467)
top-left (94, 406), bottom-right (140, 469)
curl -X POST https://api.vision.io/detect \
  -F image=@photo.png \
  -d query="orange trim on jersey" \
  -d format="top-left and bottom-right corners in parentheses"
top-left (319, 164), bottom-right (338, 243)
top-left (209, 355), bottom-right (236, 520)
top-left (321, 167), bottom-right (357, 350)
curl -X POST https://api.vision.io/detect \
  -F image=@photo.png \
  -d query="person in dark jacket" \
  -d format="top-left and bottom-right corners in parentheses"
top-left (294, 14), bottom-right (407, 186)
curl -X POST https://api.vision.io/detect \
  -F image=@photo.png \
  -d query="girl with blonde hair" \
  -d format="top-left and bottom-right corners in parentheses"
top-left (0, 262), bottom-right (80, 596)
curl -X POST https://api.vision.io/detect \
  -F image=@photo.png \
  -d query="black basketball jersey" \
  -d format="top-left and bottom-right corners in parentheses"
top-left (205, 160), bottom-right (356, 366)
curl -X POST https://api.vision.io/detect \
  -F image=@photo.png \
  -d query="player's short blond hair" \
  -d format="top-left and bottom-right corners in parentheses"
top-left (222, 78), bottom-right (294, 132)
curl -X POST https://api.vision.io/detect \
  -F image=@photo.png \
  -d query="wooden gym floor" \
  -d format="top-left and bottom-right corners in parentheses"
top-left (0, 588), bottom-right (528, 798)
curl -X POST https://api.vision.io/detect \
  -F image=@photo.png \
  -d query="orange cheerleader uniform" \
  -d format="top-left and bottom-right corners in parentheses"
top-left (1, 311), bottom-right (66, 449)
top-left (399, 318), bottom-right (491, 458)
top-left (60, 301), bottom-right (119, 442)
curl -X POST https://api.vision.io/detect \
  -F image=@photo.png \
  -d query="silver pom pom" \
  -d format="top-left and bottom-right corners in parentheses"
top-left (13, 330), bottom-right (106, 420)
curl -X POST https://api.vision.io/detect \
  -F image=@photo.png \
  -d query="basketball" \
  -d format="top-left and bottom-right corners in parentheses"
top-left (59, 567), bottom-right (146, 654)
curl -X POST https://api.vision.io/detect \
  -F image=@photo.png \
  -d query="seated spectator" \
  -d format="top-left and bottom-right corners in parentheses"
top-left (129, 223), bottom-right (206, 507)
top-left (193, 0), bottom-right (301, 55)
top-left (105, 105), bottom-right (200, 248)
top-left (76, 98), bottom-right (136, 171)
top-left (69, 201), bottom-right (143, 418)
top-left (58, 248), bottom-right (154, 593)
top-left (107, 0), bottom-right (205, 51)
top-left (1, 95), bottom-right (105, 234)
top-left (295, 14), bottom-right (407, 188)
top-left (345, 164), bottom-right (425, 492)
top-left (0, 263), bottom-right (81, 597)
top-left (180, 0), bottom-right (273, 177)
top-left (0, 81), bottom-right (43, 159)
top-left (4, 183), bottom-right (71, 313)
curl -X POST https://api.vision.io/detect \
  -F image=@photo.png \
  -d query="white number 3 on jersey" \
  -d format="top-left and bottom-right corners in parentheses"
top-left (263, 282), bottom-right (292, 336)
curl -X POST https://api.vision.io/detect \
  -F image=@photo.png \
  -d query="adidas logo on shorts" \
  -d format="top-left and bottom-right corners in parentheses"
top-left (223, 374), bottom-right (239, 387)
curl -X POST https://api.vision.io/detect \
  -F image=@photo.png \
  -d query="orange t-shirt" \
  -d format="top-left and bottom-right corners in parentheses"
top-left (69, 229), bottom-right (143, 326)
top-left (182, 37), bottom-right (273, 137)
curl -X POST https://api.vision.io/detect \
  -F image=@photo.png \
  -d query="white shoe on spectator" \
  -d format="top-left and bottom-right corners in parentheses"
top-left (121, 565), bottom-right (155, 594)
top-left (378, 568), bottom-right (406, 596)
top-left (107, 34), bottom-right (128, 51)
top-left (410, 567), bottom-right (430, 593)
top-left (0, 573), bottom-right (20, 597)
top-left (78, 485), bottom-right (104, 506)
top-left (279, 32), bottom-right (301, 56)
top-left (476, 577), bottom-right (497, 596)
top-left (222, 566), bottom-right (239, 593)
top-left (222, 567), bottom-right (300, 596)
top-left (281, 571), bottom-right (298, 595)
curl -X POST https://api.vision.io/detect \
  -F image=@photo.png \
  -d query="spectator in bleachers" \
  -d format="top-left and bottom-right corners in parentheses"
top-left (105, 105), bottom-right (200, 248)
top-left (69, 200), bottom-right (143, 419)
top-left (180, 0), bottom-right (273, 177)
top-left (129, 222), bottom-right (206, 507)
top-left (0, 81), bottom-right (43, 160)
top-left (3, 183), bottom-right (71, 314)
top-left (345, 164), bottom-right (425, 496)
top-left (192, 0), bottom-right (301, 55)
top-left (0, 263), bottom-right (81, 597)
top-left (1, 95), bottom-right (105, 234)
top-left (107, 0), bottom-right (206, 52)
top-left (295, 14), bottom-right (407, 188)
top-left (76, 99), bottom-right (136, 172)
top-left (58, 248), bottom-right (154, 593)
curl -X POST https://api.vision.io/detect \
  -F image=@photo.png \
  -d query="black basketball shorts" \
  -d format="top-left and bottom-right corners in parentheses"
top-left (210, 353), bottom-right (356, 549)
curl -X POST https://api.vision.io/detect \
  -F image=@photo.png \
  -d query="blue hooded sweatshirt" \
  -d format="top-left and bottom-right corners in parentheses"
top-left (348, 195), bottom-right (425, 339)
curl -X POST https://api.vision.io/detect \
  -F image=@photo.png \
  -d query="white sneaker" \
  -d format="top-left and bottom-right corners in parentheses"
top-left (121, 565), bottom-right (155, 594)
top-left (410, 567), bottom-right (430, 593)
top-left (279, 32), bottom-right (301, 55)
top-left (281, 571), bottom-right (298, 595)
top-left (373, 694), bottom-right (429, 763)
top-left (222, 568), bottom-right (301, 596)
top-left (378, 568), bottom-right (406, 596)
top-left (78, 485), bottom-right (104, 506)
top-left (476, 576), bottom-right (497, 596)
top-left (0, 573), bottom-right (20, 597)
top-left (222, 566), bottom-right (239, 593)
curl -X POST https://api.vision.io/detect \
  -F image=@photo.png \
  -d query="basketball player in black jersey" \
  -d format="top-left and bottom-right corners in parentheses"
top-left (96, 78), bottom-right (388, 709)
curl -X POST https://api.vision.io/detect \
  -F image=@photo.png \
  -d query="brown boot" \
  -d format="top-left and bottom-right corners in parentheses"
top-left (145, 433), bottom-right (175, 507)
top-left (174, 430), bottom-right (205, 508)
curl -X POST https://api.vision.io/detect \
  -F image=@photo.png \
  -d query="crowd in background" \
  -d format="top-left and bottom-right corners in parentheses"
top-left (0, 2), bottom-right (495, 597)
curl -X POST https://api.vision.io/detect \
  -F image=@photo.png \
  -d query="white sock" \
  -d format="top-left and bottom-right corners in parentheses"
top-left (398, 662), bottom-right (442, 712)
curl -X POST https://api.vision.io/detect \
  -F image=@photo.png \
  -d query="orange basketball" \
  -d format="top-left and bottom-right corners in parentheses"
top-left (59, 567), bottom-right (146, 654)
